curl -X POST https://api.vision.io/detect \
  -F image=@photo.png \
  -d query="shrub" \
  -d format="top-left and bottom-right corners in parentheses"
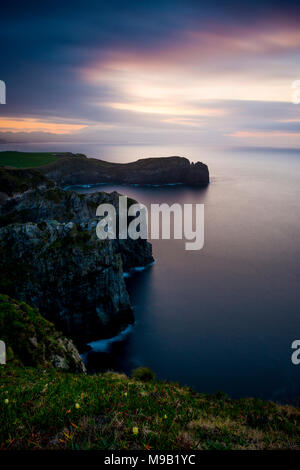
top-left (132, 366), bottom-right (155, 382)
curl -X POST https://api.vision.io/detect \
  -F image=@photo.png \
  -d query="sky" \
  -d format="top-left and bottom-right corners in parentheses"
top-left (1, 0), bottom-right (300, 149)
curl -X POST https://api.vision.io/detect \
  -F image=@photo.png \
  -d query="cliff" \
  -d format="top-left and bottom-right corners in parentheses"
top-left (0, 169), bottom-right (153, 346)
top-left (38, 154), bottom-right (209, 187)
top-left (0, 294), bottom-right (86, 373)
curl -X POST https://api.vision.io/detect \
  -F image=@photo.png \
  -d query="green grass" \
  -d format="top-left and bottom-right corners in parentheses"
top-left (1, 366), bottom-right (300, 450)
top-left (0, 151), bottom-right (58, 168)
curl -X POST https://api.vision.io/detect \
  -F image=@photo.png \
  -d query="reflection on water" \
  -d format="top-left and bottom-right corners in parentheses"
top-left (2, 142), bottom-right (300, 402)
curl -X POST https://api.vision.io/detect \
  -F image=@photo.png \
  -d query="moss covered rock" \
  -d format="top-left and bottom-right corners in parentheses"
top-left (0, 294), bottom-right (86, 373)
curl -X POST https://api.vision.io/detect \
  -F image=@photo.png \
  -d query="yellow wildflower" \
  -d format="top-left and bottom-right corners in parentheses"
top-left (4, 399), bottom-right (9, 405)
top-left (132, 427), bottom-right (139, 435)
top-left (75, 403), bottom-right (80, 409)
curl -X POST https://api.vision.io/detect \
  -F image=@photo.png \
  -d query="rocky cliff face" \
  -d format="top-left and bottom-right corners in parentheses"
top-left (39, 154), bottom-right (209, 187)
top-left (0, 171), bottom-right (153, 346)
top-left (0, 186), bottom-right (153, 270)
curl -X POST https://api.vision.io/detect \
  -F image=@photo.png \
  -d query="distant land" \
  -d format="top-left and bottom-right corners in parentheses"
top-left (0, 151), bottom-right (210, 187)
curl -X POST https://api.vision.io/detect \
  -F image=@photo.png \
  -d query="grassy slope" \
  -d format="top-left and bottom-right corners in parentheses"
top-left (1, 366), bottom-right (300, 450)
top-left (0, 151), bottom-right (58, 168)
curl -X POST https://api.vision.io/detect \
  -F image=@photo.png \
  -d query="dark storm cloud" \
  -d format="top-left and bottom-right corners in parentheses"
top-left (2, 0), bottom-right (300, 72)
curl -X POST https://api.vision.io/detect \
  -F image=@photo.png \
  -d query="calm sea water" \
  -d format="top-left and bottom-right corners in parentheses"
top-left (2, 142), bottom-right (300, 403)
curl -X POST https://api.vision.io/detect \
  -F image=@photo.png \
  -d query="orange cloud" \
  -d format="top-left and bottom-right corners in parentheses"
top-left (0, 118), bottom-right (87, 134)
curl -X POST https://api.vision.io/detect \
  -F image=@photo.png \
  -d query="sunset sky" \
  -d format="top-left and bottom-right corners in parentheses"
top-left (1, 0), bottom-right (300, 148)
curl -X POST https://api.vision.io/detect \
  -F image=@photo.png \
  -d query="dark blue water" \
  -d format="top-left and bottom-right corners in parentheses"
top-left (2, 142), bottom-right (300, 402)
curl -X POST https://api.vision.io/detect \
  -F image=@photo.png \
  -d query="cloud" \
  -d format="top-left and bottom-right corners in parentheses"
top-left (105, 101), bottom-right (227, 117)
top-left (1, 1), bottom-right (300, 147)
top-left (0, 118), bottom-right (87, 134)
top-left (229, 130), bottom-right (300, 138)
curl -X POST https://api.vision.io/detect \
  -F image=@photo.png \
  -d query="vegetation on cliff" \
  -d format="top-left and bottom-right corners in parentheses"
top-left (0, 294), bottom-right (85, 373)
top-left (0, 167), bottom-right (54, 201)
top-left (0, 151), bottom-right (59, 168)
top-left (1, 365), bottom-right (300, 450)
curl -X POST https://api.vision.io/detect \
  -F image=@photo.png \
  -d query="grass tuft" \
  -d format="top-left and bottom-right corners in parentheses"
top-left (132, 367), bottom-right (156, 382)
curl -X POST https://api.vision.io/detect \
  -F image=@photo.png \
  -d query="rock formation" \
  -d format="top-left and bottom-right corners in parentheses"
top-left (38, 154), bottom-right (209, 187)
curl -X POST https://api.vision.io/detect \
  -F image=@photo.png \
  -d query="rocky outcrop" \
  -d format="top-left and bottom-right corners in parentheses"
top-left (0, 167), bottom-right (54, 204)
top-left (0, 181), bottom-right (153, 346)
top-left (39, 154), bottom-right (209, 187)
top-left (0, 294), bottom-right (86, 373)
